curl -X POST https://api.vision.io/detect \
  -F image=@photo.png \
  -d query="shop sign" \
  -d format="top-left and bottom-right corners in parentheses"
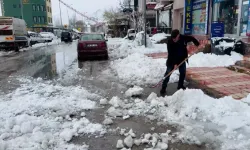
top-left (191, 0), bottom-right (209, 35)
top-left (211, 22), bottom-right (224, 37)
top-left (184, 0), bottom-right (193, 35)
top-left (247, 1), bottom-right (250, 36)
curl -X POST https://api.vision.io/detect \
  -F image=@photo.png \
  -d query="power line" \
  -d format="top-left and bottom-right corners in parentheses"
top-left (58, 0), bottom-right (100, 24)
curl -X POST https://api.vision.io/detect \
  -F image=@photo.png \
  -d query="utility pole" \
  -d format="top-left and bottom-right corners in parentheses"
top-left (59, 0), bottom-right (63, 27)
top-left (143, 0), bottom-right (147, 47)
top-left (20, 0), bottom-right (24, 19)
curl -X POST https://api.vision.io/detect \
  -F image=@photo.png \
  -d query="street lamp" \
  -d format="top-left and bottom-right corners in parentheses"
top-left (58, 0), bottom-right (63, 27)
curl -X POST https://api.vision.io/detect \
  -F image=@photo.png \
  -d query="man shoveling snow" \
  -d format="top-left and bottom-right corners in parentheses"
top-left (160, 29), bottom-right (200, 96)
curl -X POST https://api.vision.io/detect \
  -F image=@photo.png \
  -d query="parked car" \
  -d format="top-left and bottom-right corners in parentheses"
top-left (127, 29), bottom-right (136, 40)
top-left (61, 31), bottom-right (73, 42)
top-left (40, 32), bottom-right (56, 42)
top-left (28, 31), bottom-right (46, 46)
top-left (77, 33), bottom-right (108, 60)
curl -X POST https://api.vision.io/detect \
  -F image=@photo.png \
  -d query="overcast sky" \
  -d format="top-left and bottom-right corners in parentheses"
top-left (52, 0), bottom-right (119, 25)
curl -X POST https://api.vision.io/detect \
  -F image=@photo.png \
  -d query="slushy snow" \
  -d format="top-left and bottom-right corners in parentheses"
top-left (114, 89), bottom-right (250, 150)
top-left (0, 77), bottom-right (105, 149)
top-left (124, 135), bottom-right (134, 148)
top-left (125, 86), bottom-right (144, 97)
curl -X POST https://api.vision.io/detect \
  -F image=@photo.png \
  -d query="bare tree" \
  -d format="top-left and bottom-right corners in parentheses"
top-left (75, 20), bottom-right (85, 32)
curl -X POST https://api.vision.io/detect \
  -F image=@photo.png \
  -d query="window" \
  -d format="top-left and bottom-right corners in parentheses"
top-left (13, 4), bottom-right (16, 8)
top-left (33, 5), bottom-right (36, 11)
top-left (19, 4), bottom-right (21, 8)
top-left (41, 16), bottom-right (45, 23)
top-left (47, 6), bottom-right (49, 12)
top-left (20, 16), bottom-right (22, 19)
top-left (37, 5), bottom-right (40, 11)
top-left (213, 0), bottom-right (238, 34)
top-left (43, 6), bottom-right (46, 11)
top-left (33, 16), bottom-right (37, 23)
top-left (50, 7), bottom-right (52, 13)
top-left (41, 5), bottom-right (43, 11)
top-left (81, 34), bottom-right (104, 41)
top-left (48, 17), bottom-right (50, 23)
top-left (38, 17), bottom-right (41, 23)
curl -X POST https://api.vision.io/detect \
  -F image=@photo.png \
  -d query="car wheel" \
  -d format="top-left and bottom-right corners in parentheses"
top-left (14, 46), bottom-right (19, 52)
top-left (104, 54), bottom-right (109, 60)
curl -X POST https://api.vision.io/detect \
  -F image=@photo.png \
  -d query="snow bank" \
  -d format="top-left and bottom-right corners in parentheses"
top-left (109, 52), bottom-right (243, 86)
top-left (150, 33), bottom-right (170, 43)
top-left (109, 53), bottom-right (178, 85)
top-left (0, 77), bottom-right (105, 149)
top-left (187, 52), bottom-right (243, 67)
top-left (108, 35), bottom-right (167, 58)
top-left (21, 39), bottom-right (61, 52)
top-left (111, 89), bottom-right (250, 150)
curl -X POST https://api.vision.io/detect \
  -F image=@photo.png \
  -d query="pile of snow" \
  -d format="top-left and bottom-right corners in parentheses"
top-left (109, 53), bottom-right (176, 85)
top-left (0, 77), bottom-right (105, 149)
top-left (150, 33), bottom-right (170, 43)
top-left (108, 33), bottom-right (167, 58)
top-left (187, 52), bottom-right (243, 67)
top-left (116, 128), bottom-right (170, 149)
top-left (125, 86), bottom-right (144, 97)
top-left (108, 52), bottom-right (243, 85)
top-left (21, 39), bottom-right (61, 52)
top-left (133, 31), bottom-right (153, 48)
top-left (113, 89), bottom-right (250, 150)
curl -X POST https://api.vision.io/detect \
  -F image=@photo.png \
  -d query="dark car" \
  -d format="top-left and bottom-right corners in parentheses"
top-left (77, 33), bottom-right (108, 60)
top-left (61, 31), bottom-right (73, 42)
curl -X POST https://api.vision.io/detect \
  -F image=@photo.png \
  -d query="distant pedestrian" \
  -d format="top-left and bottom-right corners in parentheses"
top-left (160, 29), bottom-right (200, 96)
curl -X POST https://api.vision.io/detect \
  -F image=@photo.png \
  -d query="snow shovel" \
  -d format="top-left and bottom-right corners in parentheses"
top-left (151, 47), bottom-right (204, 88)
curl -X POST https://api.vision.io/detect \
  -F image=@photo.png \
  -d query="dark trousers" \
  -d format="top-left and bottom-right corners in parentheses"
top-left (162, 62), bottom-right (186, 90)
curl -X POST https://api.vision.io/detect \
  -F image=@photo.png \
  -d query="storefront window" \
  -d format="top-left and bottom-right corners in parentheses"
top-left (213, 0), bottom-right (239, 34)
top-left (240, 0), bottom-right (249, 36)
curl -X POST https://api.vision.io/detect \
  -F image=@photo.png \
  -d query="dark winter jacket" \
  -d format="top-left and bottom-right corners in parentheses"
top-left (167, 34), bottom-right (200, 66)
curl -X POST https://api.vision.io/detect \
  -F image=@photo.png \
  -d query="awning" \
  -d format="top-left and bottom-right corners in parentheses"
top-left (154, 3), bottom-right (165, 10)
top-left (164, 3), bottom-right (173, 10)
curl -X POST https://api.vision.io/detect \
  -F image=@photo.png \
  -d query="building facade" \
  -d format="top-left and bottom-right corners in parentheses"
top-left (46, 0), bottom-right (53, 26)
top-left (1, 0), bottom-right (52, 28)
top-left (138, 0), bottom-right (160, 27)
top-left (173, 0), bottom-right (250, 39)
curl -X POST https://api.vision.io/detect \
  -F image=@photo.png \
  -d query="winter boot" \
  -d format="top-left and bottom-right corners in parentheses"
top-left (177, 86), bottom-right (186, 90)
top-left (160, 88), bottom-right (167, 97)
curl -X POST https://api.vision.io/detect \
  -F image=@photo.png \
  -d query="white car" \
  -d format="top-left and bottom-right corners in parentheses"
top-left (127, 29), bottom-right (136, 40)
top-left (39, 32), bottom-right (55, 42)
top-left (28, 31), bottom-right (46, 46)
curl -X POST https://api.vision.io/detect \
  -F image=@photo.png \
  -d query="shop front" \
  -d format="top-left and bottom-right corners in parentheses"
top-left (212, 0), bottom-right (249, 37)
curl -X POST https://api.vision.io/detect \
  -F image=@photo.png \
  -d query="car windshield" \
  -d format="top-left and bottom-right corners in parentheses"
top-left (81, 34), bottom-right (104, 41)
top-left (62, 32), bottom-right (70, 36)
top-left (129, 30), bottom-right (135, 33)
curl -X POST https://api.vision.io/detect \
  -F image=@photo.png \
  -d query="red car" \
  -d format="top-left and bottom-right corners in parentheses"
top-left (77, 33), bottom-right (108, 60)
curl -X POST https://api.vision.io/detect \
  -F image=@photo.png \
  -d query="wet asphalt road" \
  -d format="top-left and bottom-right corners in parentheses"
top-left (0, 41), bottom-right (211, 150)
